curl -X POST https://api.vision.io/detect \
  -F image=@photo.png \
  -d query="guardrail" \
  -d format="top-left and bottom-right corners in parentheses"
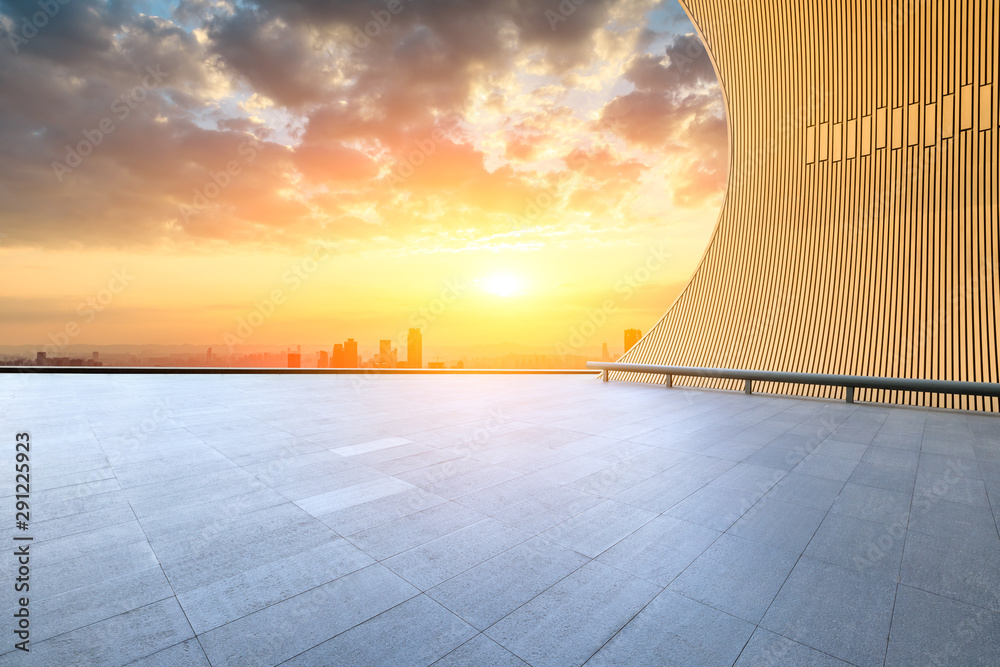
top-left (586, 361), bottom-right (1000, 404)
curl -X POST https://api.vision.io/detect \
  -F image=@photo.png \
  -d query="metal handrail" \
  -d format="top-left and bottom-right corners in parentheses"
top-left (586, 361), bottom-right (1000, 404)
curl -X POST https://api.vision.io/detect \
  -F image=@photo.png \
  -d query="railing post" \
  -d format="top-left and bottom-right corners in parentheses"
top-left (602, 369), bottom-right (608, 383)
top-left (582, 362), bottom-right (1000, 405)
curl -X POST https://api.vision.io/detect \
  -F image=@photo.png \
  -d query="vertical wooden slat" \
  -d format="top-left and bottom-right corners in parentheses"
top-left (613, 0), bottom-right (997, 413)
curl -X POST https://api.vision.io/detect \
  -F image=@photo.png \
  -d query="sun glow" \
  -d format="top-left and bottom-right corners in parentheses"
top-left (482, 273), bottom-right (524, 298)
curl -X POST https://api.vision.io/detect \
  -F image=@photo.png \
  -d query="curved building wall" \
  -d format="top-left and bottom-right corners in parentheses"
top-left (615, 0), bottom-right (999, 411)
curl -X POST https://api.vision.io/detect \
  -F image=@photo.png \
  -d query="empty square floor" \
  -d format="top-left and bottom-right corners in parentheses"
top-left (1, 373), bottom-right (999, 666)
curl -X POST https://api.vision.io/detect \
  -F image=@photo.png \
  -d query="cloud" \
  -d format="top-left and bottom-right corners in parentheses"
top-left (671, 111), bottom-right (727, 208)
top-left (293, 143), bottom-right (379, 184)
top-left (206, 9), bottom-right (339, 108)
top-left (624, 33), bottom-right (715, 90)
top-left (0, 0), bottom-right (725, 251)
top-left (597, 32), bottom-right (727, 208)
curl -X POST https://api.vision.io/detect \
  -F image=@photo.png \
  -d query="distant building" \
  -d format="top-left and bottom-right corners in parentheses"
top-left (206, 347), bottom-right (212, 364)
top-left (93, 351), bottom-right (100, 361)
top-left (36, 351), bottom-right (46, 365)
top-left (427, 361), bottom-right (445, 369)
top-left (287, 347), bottom-right (301, 368)
top-left (407, 328), bottom-right (422, 369)
top-left (332, 344), bottom-right (347, 367)
top-left (624, 329), bottom-right (642, 354)
top-left (318, 351), bottom-right (329, 368)
top-left (377, 339), bottom-right (395, 368)
top-left (602, 343), bottom-right (610, 362)
top-left (343, 339), bottom-right (358, 368)
top-left (47, 357), bottom-right (87, 366)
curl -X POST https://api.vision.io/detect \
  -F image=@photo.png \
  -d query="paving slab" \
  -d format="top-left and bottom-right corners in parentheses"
top-left (586, 589), bottom-right (754, 666)
top-left (669, 534), bottom-right (799, 623)
top-left (485, 561), bottom-right (662, 667)
top-left (761, 556), bottom-right (897, 666)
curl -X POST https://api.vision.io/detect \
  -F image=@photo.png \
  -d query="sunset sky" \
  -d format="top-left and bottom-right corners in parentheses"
top-left (0, 0), bottom-right (726, 355)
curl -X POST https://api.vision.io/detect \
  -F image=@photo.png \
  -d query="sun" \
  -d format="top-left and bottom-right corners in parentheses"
top-left (482, 273), bottom-right (523, 298)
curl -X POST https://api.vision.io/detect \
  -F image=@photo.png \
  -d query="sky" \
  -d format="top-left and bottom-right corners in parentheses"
top-left (0, 0), bottom-right (726, 356)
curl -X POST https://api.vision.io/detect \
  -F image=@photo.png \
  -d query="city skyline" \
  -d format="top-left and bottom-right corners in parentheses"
top-left (9, 327), bottom-right (640, 369)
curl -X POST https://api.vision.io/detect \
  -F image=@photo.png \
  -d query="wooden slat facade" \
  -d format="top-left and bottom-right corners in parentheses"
top-left (615, 0), bottom-right (999, 411)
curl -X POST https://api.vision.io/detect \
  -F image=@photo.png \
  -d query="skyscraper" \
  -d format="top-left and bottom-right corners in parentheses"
top-left (318, 350), bottom-right (329, 368)
top-left (601, 343), bottom-right (610, 362)
top-left (408, 328), bottom-right (422, 369)
top-left (378, 339), bottom-right (393, 368)
top-left (287, 347), bottom-right (301, 368)
top-left (624, 329), bottom-right (642, 354)
top-left (343, 339), bottom-right (358, 368)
